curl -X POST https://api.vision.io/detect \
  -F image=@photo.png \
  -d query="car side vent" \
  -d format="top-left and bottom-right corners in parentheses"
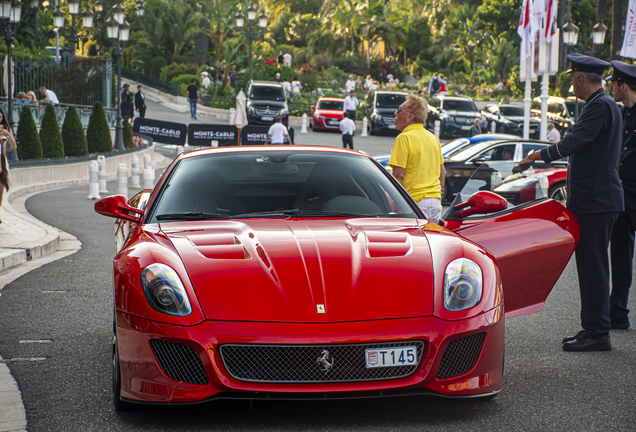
top-left (150, 340), bottom-right (208, 385)
top-left (436, 333), bottom-right (485, 380)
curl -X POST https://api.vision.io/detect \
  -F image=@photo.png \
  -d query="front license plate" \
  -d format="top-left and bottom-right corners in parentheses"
top-left (365, 346), bottom-right (417, 368)
top-left (461, 125), bottom-right (472, 130)
top-left (388, 125), bottom-right (396, 129)
top-left (328, 120), bottom-right (340, 126)
top-left (262, 116), bottom-right (274, 121)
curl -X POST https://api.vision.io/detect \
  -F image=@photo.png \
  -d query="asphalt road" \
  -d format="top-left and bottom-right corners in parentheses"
top-left (0, 172), bottom-right (634, 431)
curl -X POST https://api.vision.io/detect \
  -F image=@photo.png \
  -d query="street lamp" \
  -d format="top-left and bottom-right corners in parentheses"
top-left (591, 22), bottom-right (608, 46)
top-left (94, 0), bottom-right (103, 54)
top-left (0, 0), bottom-right (21, 162)
top-left (52, 0), bottom-right (93, 62)
top-left (107, 4), bottom-right (129, 151)
top-left (235, 4), bottom-right (268, 81)
top-left (562, 21), bottom-right (579, 47)
top-left (135, 0), bottom-right (144, 17)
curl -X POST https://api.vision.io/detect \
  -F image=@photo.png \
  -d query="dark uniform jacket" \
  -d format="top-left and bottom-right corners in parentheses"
top-left (540, 88), bottom-right (624, 215)
top-left (620, 103), bottom-right (636, 210)
top-left (134, 92), bottom-right (146, 111)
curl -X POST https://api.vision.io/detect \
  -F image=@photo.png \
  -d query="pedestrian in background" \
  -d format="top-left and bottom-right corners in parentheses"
top-left (364, 75), bottom-right (373, 92)
top-left (429, 72), bottom-right (441, 96)
top-left (339, 111), bottom-right (355, 149)
top-left (547, 122), bottom-right (560, 142)
top-left (278, 50), bottom-right (284, 65)
top-left (39, 86), bottom-right (59, 104)
top-left (26, 91), bottom-right (38, 106)
top-left (469, 118), bottom-right (481, 136)
top-left (0, 106), bottom-right (17, 222)
top-left (283, 51), bottom-right (292, 67)
top-left (135, 85), bottom-right (146, 118)
top-left (355, 75), bottom-right (362, 89)
top-left (606, 60), bottom-right (636, 331)
top-left (120, 83), bottom-right (130, 104)
top-left (201, 71), bottom-right (211, 89)
top-left (291, 76), bottom-right (302, 95)
top-left (186, 79), bottom-right (199, 120)
top-left (345, 75), bottom-right (356, 94)
top-left (121, 93), bottom-right (135, 123)
top-left (343, 90), bottom-right (358, 121)
top-left (229, 65), bottom-right (237, 89)
top-left (388, 94), bottom-right (445, 224)
top-left (518, 53), bottom-right (623, 352)
top-left (265, 117), bottom-right (292, 145)
top-left (439, 74), bottom-right (447, 94)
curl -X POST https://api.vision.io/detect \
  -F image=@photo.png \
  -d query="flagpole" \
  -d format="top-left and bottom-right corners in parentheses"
top-left (524, 59), bottom-right (531, 140)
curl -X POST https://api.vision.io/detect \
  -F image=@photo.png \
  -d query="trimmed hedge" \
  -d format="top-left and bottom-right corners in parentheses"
top-left (62, 106), bottom-right (88, 156)
top-left (39, 104), bottom-right (65, 158)
top-left (86, 101), bottom-right (112, 153)
top-left (16, 104), bottom-right (43, 160)
top-left (123, 116), bottom-right (133, 148)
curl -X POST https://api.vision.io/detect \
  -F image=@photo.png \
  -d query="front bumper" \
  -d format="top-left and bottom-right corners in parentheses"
top-left (116, 306), bottom-right (504, 405)
top-left (370, 117), bottom-right (399, 134)
top-left (247, 112), bottom-right (289, 126)
top-left (313, 117), bottom-right (342, 131)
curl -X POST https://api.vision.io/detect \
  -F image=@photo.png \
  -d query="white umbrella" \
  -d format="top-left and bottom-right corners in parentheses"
top-left (2, 55), bottom-right (14, 98)
top-left (233, 90), bottom-right (248, 145)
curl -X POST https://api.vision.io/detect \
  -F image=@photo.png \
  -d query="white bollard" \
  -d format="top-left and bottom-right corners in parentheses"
top-left (361, 117), bottom-right (368, 137)
top-left (117, 163), bottom-right (128, 196)
top-left (144, 154), bottom-right (152, 170)
top-left (434, 120), bottom-right (441, 138)
top-left (228, 108), bottom-right (236, 125)
top-left (131, 154), bottom-right (140, 188)
top-left (143, 167), bottom-right (155, 189)
top-left (490, 120), bottom-right (496, 133)
top-left (97, 155), bottom-right (108, 193)
top-left (87, 160), bottom-right (101, 200)
top-left (301, 113), bottom-right (308, 133)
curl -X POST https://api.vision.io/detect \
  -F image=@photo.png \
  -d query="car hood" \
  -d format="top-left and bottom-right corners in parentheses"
top-left (373, 108), bottom-right (399, 116)
top-left (444, 110), bottom-right (481, 117)
top-left (315, 109), bottom-right (344, 118)
top-left (505, 115), bottom-right (539, 123)
top-left (162, 218), bottom-right (434, 323)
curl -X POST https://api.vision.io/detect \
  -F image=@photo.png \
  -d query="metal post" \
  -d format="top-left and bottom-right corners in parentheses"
top-left (114, 40), bottom-right (124, 150)
top-left (69, 14), bottom-right (78, 63)
top-left (6, 25), bottom-right (17, 162)
top-left (248, 35), bottom-right (253, 82)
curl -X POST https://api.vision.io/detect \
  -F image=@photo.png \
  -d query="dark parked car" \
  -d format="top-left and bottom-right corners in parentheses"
top-left (426, 94), bottom-right (486, 138)
top-left (481, 104), bottom-right (540, 139)
top-left (442, 139), bottom-right (567, 203)
top-left (246, 81), bottom-right (290, 126)
top-left (367, 90), bottom-right (408, 135)
top-left (531, 96), bottom-right (577, 136)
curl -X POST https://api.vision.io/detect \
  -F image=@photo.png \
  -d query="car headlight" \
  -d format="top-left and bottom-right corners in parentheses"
top-left (141, 263), bottom-right (192, 316)
top-left (443, 258), bottom-right (483, 311)
top-left (280, 108), bottom-right (289, 116)
top-left (247, 106), bottom-right (256, 113)
top-left (315, 114), bottom-right (325, 119)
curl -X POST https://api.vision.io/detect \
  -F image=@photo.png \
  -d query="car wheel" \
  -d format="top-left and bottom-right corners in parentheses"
top-left (113, 314), bottom-right (135, 411)
top-left (548, 181), bottom-right (567, 204)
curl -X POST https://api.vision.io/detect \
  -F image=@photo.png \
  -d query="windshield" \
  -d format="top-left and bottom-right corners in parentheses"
top-left (443, 162), bottom-right (550, 220)
top-left (317, 101), bottom-right (344, 110)
top-left (148, 151), bottom-right (419, 222)
top-left (565, 100), bottom-right (585, 117)
top-left (250, 85), bottom-right (286, 101)
top-left (442, 138), bottom-right (470, 158)
top-left (376, 93), bottom-right (406, 108)
top-left (449, 141), bottom-right (504, 161)
top-left (443, 100), bottom-right (478, 112)
top-left (499, 106), bottom-right (525, 116)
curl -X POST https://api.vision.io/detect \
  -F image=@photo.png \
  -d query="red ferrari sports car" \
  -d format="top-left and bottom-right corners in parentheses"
top-left (310, 97), bottom-right (345, 131)
top-left (95, 147), bottom-right (579, 410)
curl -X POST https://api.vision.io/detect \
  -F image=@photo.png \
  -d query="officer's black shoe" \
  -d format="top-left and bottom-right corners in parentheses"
top-left (611, 320), bottom-right (630, 330)
top-left (562, 330), bottom-right (585, 344)
top-left (562, 334), bottom-right (611, 352)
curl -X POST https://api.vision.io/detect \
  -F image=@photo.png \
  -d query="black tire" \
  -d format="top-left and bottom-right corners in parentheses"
top-left (548, 181), bottom-right (567, 204)
top-left (113, 314), bottom-right (136, 411)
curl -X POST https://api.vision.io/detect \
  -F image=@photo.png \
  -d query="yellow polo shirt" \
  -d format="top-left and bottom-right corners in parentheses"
top-left (388, 123), bottom-right (443, 202)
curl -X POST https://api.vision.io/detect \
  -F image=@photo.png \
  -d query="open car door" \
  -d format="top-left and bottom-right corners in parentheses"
top-left (442, 162), bottom-right (580, 318)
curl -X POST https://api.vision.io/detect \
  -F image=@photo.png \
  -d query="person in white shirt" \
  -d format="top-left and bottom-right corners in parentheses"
top-left (339, 111), bottom-right (356, 149)
top-left (201, 71), bottom-right (211, 88)
top-left (266, 117), bottom-right (293, 145)
top-left (345, 75), bottom-right (356, 93)
top-left (291, 77), bottom-right (302, 95)
top-left (283, 52), bottom-right (292, 67)
top-left (39, 86), bottom-right (59, 104)
top-left (343, 90), bottom-right (358, 121)
top-left (364, 75), bottom-right (373, 92)
top-left (366, 80), bottom-right (379, 97)
top-left (547, 122), bottom-right (561, 142)
top-left (282, 80), bottom-right (292, 93)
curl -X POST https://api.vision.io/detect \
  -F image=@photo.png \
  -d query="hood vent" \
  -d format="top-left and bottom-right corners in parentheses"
top-left (188, 233), bottom-right (250, 260)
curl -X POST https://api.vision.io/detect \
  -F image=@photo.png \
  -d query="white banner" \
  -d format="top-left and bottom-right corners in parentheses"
top-left (621, 0), bottom-right (636, 59)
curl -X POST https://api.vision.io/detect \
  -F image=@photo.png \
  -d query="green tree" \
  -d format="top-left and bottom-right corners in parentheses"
top-left (39, 104), bottom-right (65, 158)
top-left (86, 101), bottom-right (113, 153)
top-left (61, 106), bottom-right (88, 157)
top-left (16, 105), bottom-right (42, 160)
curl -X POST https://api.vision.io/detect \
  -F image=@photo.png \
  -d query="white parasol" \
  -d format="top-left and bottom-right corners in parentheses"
top-left (233, 90), bottom-right (248, 145)
top-left (2, 55), bottom-right (14, 98)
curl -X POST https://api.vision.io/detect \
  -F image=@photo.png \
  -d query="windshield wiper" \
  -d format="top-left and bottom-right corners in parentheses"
top-left (156, 212), bottom-right (232, 221)
top-left (233, 209), bottom-right (369, 218)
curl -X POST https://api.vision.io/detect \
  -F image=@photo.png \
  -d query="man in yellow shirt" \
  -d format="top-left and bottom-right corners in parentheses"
top-left (389, 94), bottom-right (445, 223)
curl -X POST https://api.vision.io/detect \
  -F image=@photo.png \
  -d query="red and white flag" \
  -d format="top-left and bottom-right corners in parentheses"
top-left (518, 0), bottom-right (533, 60)
top-left (544, 0), bottom-right (558, 43)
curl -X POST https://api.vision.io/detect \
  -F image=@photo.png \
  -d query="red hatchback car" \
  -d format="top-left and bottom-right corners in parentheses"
top-left (96, 147), bottom-right (579, 410)
top-left (310, 97), bottom-right (345, 131)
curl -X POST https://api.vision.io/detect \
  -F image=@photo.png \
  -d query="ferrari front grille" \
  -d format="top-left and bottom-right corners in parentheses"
top-left (436, 332), bottom-right (485, 380)
top-left (150, 340), bottom-right (208, 385)
top-left (220, 341), bottom-right (425, 383)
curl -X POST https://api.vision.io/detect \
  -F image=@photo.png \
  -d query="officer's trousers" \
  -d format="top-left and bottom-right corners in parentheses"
top-left (610, 210), bottom-right (636, 324)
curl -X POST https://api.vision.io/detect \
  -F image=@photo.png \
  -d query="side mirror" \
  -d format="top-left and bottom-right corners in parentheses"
top-left (472, 157), bottom-right (487, 165)
top-left (95, 195), bottom-right (144, 223)
top-left (453, 191), bottom-right (508, 218)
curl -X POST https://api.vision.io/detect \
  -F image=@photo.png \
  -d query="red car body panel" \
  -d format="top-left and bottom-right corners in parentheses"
top-left (97, 146), bottom-right (580, 406)
top-left (311, 98), bottom-right (345, 131)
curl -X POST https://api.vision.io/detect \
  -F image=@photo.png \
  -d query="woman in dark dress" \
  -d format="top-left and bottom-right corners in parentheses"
top-left (121, 93), bottom-right (135, 123)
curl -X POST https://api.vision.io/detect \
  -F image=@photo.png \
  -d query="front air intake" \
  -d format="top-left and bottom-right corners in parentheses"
top-left (436, 333), bottom-right (485, 380)
top-left (150, 340), bottom-right (208, 385)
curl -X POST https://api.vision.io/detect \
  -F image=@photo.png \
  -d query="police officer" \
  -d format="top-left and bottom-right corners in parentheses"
top-left (518, 53), bottom-right (624, 351)
top-left (606, 61), bottom-right (636, 330)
